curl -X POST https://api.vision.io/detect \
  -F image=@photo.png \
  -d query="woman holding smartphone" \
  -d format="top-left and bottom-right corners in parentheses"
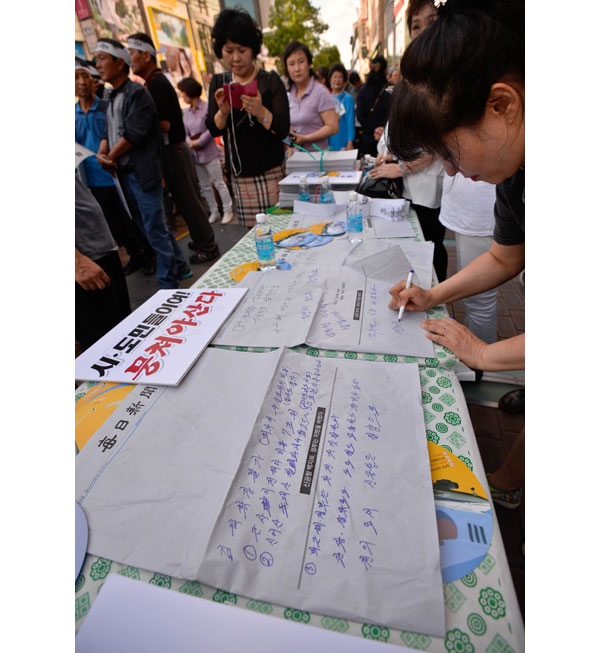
top-left (206, 8), bottom-right (290, 228)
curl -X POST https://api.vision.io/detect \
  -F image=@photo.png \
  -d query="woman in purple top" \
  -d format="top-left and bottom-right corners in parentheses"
top-left (283, 41), bottom-right (338, 152)
top-left (178, 77), bottom-right (234, 225)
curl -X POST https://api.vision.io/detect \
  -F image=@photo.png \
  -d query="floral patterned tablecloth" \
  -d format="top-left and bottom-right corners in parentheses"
top-left (75, 210), bottom-right (524, 652)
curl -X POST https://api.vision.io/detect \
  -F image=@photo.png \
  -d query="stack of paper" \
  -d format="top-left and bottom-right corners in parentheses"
top-left (278, 171), bottom-right (363, 208)
top-left (286, 149), bottom-right (359, 174)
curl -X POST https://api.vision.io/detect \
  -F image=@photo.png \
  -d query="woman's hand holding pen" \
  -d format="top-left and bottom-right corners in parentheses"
top-left (388, 281), bottom-right (434, 312)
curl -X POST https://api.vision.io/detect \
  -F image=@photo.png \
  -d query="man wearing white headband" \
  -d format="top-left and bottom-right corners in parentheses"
top-left (95, 38), bottom-right (131, 66)
top-left (95, 37), bottom-right (192, 289)
top-left (76, 57), bottom-right (154, 277)
top-left (127, 32), bottom-right (220, 264)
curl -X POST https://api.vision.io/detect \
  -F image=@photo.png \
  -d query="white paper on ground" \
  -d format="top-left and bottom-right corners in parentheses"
top-left (76, 348), bottom-right (284, 580)
top-left (212, 270), bottom-right (325, 348)
top-left (76, 348), bottom-right (444, 636)
top-left (75, 288), bottom-right (247, 385)
top-left (75, 573), bottom-right (414, 653)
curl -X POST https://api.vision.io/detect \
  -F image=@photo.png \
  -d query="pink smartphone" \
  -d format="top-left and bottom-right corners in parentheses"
top-left (222, 79), bottom-right (257, 109)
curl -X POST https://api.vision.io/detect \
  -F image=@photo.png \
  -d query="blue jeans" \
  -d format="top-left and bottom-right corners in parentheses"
top-left (119, 171), bottom-right (186, 289)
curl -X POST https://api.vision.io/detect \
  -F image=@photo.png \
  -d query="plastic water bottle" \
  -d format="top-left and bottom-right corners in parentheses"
top-left (346, 191), bottom-right (363, 243)
top-left (319, 177), bottom-right (335, 204)
top-left (255, 213), bottom-right (277, 270)
top-left (298, 175), bottom-right (310, 202)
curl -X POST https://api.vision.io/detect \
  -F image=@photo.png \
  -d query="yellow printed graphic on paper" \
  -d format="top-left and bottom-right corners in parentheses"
top-left (428, 441), bottom-right (487, 502)
top-left (273, 223), bottom-right (333, 245)
top-left (230, 260), bottom-right (261, 282)
top-left (75, 382), bottom-right (136, 450)
top-left (273, 228), bottom-right (308, 246)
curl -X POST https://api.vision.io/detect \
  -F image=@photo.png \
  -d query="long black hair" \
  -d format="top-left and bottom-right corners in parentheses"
top-left (388, 0), bottom-right (524, 163)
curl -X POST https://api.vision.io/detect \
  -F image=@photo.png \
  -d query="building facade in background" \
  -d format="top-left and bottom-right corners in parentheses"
top-left (76, 0), bottom-right (227, 94)
top-left (76, 1), bottom-right (413, 90)
top-left (350, 0), bottom-right (409, 78)
top-left (75, 0), bottom-right (282, 91)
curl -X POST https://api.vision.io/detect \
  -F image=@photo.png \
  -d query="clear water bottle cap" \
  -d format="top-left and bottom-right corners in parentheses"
top-left (255, 212), bottom-right (267, 224)
top-left (349, 191), bottom-right (358, 202)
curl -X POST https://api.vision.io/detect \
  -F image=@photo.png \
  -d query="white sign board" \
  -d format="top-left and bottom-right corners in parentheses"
top-left (75, 288), bottom-right (247, 385)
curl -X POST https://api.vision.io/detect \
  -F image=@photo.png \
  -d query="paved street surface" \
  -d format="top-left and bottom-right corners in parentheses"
top-left (119, 214), bottom-right (249, 312)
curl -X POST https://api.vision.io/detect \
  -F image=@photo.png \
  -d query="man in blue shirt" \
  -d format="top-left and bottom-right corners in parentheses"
top-left (75, 59), bottom-right (154, 275)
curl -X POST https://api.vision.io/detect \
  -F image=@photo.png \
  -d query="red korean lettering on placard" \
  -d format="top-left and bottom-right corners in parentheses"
top-left (144, 335), bottom-right (183, 358)
top-left (124, 355), bottom-right (162, 381)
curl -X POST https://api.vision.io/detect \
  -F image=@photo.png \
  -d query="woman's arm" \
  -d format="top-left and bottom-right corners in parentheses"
top-left (421, 319), bottom-right (524, 371)
top-left (264, 72), bottom-right (290, 139)
top-left (292, 108), bottom-right (339, 146)
top-left (389, 241), bottom-right (525, 311)
top-left (205, 75), bottom-right (228, 137)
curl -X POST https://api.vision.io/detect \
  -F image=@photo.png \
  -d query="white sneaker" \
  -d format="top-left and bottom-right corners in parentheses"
top-left (208, 211), bottom-right (220, 224)
top-left (221, 211), bottom-right (234, 224)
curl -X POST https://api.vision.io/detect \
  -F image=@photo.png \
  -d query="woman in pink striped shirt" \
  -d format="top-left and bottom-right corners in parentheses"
top-left (178, 77), bottom-right (235, 225)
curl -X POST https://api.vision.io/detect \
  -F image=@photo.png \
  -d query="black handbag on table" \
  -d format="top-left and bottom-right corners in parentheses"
top-left (357, 173), bottom-right (403, 199)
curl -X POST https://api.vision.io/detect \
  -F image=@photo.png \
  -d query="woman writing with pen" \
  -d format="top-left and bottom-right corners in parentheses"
top-left (387, 0), bottom-right (525, 373)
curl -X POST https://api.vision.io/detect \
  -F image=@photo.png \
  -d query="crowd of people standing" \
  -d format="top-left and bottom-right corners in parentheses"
top-left (74, 5), bottom-right (399, 351)
top-left (76, 0), bottom-right (525, 510)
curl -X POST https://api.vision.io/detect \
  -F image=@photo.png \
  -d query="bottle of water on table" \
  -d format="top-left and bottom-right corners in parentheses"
top-left (346, 191), bottom-right (363, 243)
top-left (298, 175), bottom-right (310, 202)
top-left (255, 213), bottom-right (277, 270)
top-left (319, 177), bottom-right (335, 204)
